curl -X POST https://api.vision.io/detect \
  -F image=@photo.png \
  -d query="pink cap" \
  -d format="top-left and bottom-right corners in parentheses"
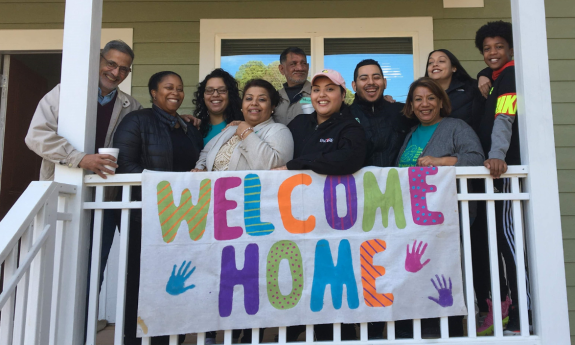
top-left (311, 69), bottom-right (346, 91)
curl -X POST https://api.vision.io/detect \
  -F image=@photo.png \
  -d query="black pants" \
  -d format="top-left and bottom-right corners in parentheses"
top-left (471, 178), bottom-right (521, 311)
top-left (124, 210), bottom-right (186, 345)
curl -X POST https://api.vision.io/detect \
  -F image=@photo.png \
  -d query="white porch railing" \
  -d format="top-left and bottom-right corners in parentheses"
top-left (0, 181), bottom-right (76, 344)
top-left (77, 166), bottom-right (543, 345)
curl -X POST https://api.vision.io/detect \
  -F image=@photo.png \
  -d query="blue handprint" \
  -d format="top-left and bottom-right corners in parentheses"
top-left (428, 274), bottom-right (453, 307)
top-left (166, 260), bottom-right (196, 296)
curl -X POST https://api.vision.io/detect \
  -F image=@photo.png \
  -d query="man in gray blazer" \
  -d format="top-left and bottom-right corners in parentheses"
top-left (25, 39), bottom-right (142, 333)
top-left (26, 39), bottom-right (142, 180)
top-left (274, 47), bottom-right (314, 125)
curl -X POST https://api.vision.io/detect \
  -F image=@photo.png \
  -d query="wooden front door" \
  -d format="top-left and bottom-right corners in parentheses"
top-left (0, 56), bottom-right (47, 219)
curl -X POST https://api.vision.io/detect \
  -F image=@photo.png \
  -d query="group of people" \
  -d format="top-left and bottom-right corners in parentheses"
top-left (25, 19), bottom-right (522, 344)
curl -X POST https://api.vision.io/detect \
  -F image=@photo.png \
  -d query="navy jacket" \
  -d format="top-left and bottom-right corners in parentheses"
top-left (350, 95), bottom-right (416, 167)
top-left (287, 105), bottom-right (366, 175)
top-left (114, 107), bottom-right (203, 174)
top-left (446, 77), bottom-right (485, 132)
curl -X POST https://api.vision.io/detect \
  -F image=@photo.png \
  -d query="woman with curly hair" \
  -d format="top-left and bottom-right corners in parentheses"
top-left (193, 68), bottom-right (244, 145)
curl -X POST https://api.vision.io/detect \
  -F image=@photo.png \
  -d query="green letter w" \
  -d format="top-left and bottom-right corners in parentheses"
top-left (156, 179), bottom-right (212, 242)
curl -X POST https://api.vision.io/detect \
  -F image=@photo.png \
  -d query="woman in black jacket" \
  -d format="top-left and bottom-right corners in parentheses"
top-left (425, 49), bottom-right (484, 132)
top-left (113, 71), bottom-right (203, 345)
top-left (274, 69), bottom-right (366, 176)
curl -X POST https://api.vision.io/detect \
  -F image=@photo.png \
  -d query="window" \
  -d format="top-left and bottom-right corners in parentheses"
top-left (200, 18), bottom-right (433, 101)
top-left (324, 38), bottom-right (414, 102)
top-left (220, 38), bottom-right (311, 90)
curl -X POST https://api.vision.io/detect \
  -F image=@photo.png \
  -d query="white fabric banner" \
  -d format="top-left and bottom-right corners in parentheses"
top-left (138, 167), bottom-right (466, 337)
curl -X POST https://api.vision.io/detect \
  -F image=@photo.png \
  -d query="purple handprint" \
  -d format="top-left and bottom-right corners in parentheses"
top-left (405, 240), bottom-right (430, 273)
top-left (428, 274), bottom-right (453, 307)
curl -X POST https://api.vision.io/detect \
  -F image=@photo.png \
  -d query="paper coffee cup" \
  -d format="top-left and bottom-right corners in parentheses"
top-left (98, 148), bottom-right (119, 174)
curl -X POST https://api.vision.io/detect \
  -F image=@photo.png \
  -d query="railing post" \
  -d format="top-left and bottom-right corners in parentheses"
top-left (25, 198), bottom-right (58, 344)
top-left (52, 0), bottom-right (102, 344)
top-left (510, 0), bottom-right (570, 342)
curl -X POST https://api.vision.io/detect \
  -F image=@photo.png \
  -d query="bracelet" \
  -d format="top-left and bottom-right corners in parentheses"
top-left (240, 127), bottom-right (254, 140)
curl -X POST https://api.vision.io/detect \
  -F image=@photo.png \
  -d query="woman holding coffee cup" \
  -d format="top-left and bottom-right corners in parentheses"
top-left (113, 71), bottom-right (203, 345)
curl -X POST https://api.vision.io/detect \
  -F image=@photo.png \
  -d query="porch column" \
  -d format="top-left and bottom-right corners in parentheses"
top-left (511, 0), bottom-right (570, 342)
top-left (52, 0), bottom-right (102, 344)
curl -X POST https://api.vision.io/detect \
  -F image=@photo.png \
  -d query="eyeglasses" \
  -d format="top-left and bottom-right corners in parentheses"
top-left (100, 54), bottom-right (132, 76)
top-left (204, 88), bottom-right (228, 95)
top-left (287, 62), bottom-right (309, 68)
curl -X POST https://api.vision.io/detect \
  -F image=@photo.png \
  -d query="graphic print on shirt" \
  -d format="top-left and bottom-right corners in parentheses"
top-left (495, 93), bottom-right (517, 118)
top-left (398, 145), bottom-right (423, 168)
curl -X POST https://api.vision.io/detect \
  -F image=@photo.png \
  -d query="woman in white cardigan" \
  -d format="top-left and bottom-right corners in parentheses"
top-left (193, 79), bottom-right (293, 172)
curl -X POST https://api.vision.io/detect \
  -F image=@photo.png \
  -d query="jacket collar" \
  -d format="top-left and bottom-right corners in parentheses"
top-left (492, 60), bottom-right (515, 81)
top-left (352, 93), bottom-right (387, 112)
top-left (279, 80), bottom-right (312, 100)
top-left (115, 86), bottom-right (132, 108)
top-left (152, 104), bottom-right (187, 133)
top-left (309, 104), bottom-right (350, 128)
top-left (445, 77), bottom-right (466, 94)
top-left (253, 116), bottom-right (275, 130)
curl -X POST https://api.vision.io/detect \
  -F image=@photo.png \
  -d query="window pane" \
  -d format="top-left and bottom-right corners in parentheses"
top-left (324, 38), bottom-right (414, 102)
top-left (220, 39), bottom-right (311, 90)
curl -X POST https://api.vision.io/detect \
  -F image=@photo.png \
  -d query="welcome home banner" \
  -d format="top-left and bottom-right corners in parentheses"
top-left (138, 167), bottom-right (467, 337)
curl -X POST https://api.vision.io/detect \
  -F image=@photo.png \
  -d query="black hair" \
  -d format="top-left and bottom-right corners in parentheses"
top-left (148, 71), bottom-right (183, 102)
top-left (102, 40), bottom-right (134, 61)
top-left (242, 79), bottom-right (281, 108)
top-left (280, 47), bottom-right (307, 64)
top-left (475, 21), bottom-right (513, 54)
top-left (424, 49), bottom-right (473, 83)
top-left (353, 59), bottom-right (384, 82)
top-left (192, 68), bottom-right (244, 138)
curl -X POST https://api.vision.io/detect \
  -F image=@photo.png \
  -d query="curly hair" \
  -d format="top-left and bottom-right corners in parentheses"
top-left (242, 79), bottom-right (282, 108)
top-left (192, 68), bottom-right (243, 138)
top-left (475, 21), bottom-right (513, 54)
top-left (402, 77), bottom-right (451, 119)
top-left (424, 49), bottom-right (473, 83)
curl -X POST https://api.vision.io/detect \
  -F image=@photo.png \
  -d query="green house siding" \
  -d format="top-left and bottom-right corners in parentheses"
top-left (0, 0), bottom-right (574, 338)
top-left (548, 1), bottom-right (575, 342)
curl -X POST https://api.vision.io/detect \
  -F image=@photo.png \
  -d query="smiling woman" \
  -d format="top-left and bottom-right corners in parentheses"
top-left (396, 77), bottom-right (484, 168)
top-left (279, 69), bottom-right (367, 176)
top-left (193, 69), bottom-right (244, 145)
top-left (193, 78), bottom-right (293, 172)
top-left (112, 71), bottom-right (204, 345)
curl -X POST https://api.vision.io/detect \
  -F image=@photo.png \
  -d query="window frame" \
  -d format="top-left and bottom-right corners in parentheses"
top-left (199, 17), bottom-right (433, 83)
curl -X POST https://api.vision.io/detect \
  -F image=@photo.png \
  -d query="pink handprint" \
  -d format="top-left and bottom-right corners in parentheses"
top-left (405, 240), bottom-right (430, 273)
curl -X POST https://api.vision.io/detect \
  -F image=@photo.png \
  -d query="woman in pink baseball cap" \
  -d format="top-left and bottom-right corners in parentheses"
top-left (273, 69), bottom-right (366, 176)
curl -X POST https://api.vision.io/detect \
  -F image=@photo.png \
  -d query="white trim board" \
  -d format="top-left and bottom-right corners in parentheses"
top-left (199, 17), bottom-right (433, 83)
top-left (444, 0), bottom-right (484, 8)
top-left (0, 28), bottom-right (133, 94)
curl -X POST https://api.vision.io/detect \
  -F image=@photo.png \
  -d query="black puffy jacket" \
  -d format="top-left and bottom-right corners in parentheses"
top-left (113, 106), bottom-right (203, 174)
top-left (350, 95), bottom-right (417, 167)
top-left (446, 77), bottom-right (485, 133)
top-left (286, 105), bottom-right (366, 175)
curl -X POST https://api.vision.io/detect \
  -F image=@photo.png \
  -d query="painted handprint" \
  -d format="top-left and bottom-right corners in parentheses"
top-left (166, 260), bottom-right (196, 296)
top-left (405, 240), bottom-right (430, 273)
top-left (428, 274), bottom-right (453, 307)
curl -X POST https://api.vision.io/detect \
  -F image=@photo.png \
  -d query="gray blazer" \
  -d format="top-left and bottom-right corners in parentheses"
top-left (195, 117), bottom-right (294, 171)
top-left (25, 84), bottom-right (142, 181)
top-left (396, 117), bottom-right (484, 167)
